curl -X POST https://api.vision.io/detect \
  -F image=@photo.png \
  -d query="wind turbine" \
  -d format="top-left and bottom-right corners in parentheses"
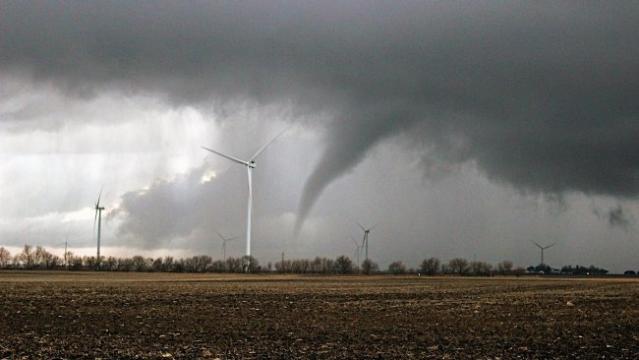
top-left (356, 222), bottom-right (376, 262)
top-left (216, 231), bottom-right (238, 262)
top-left (531, 240), bottom-right (555, 265)
top-left (201, 128), bottom-right (288, 268)
top-left (94, 189), bottom-right (105, 269)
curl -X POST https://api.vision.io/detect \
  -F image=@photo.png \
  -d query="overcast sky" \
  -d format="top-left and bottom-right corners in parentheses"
top-left (1, 1), bottom-right (638, 272)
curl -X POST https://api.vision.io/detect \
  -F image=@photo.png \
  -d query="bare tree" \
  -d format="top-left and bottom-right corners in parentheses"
top-left (172, 259), bottom-right (185, 273)
top-left (290, 259), bottom-right (307, 273)
top-left (0, 247), bottom-right (11, 268)
top-left (513, 267), bottom-right (526, 276)
top-left (105, 256), bottom-right (118, 271)
top-left (19, 245), bottom-right (35, 269)
top-left (226, 257), bottom-right (242, 273)
top-left (361, 259), bottom-right (379, 275)
top-left (34, 246), bottom-right (47, 268)
top-left (470, 261), bottom-right (492, 276)
top-left (69, 255), bottom-right (83, 270)
top-left (131, 256), bottom-right (151, 272)
top-left (388, 261), bottom-right (407, 275)
top-left (440, 263), bottom-right (450, 274)
top-left (448, 258), bottom-right (469, 275)
top-left (497, 260), bottom-right (514, 275)
top-left (32, 246), bottom-right (60, 269)
top-left (151, 258), bottom-right (164, 272)
top-left (420, 257), bottom-right (440, 275)
top-left (162, 257), bottom-right (175, 272)
top-left (84, 256), bottom-right (99, 269)
top-left (209, 260), bottom-right (226, 273)
top-left (334, 256), bottom-right (354, 274)
top-left (275, 259), bottom-right (290, 273)
top-left (243, 256), bottom-right (260, 273)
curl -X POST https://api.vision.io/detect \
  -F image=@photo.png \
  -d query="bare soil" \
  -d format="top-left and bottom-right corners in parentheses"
top-left (0, 272), bottom-right (638, 359)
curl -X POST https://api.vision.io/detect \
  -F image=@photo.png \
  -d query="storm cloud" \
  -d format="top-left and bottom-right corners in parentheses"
top-left (2, 1), bottom-right (639, 233)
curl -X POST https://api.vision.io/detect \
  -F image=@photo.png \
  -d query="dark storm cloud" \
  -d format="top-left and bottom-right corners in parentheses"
top-left (2, 1), bottom-right (639, 232)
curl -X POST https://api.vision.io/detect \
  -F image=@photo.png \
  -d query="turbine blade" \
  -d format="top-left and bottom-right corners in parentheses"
top-left (202, 146), bottom-right (249, 166)
top-left (356, 222), bottom-right (366, 232)
top-left (545, 243), bottom-right (556, 249)
top-left (530, 240), bottom-right (543, 249)
top-left (369, 222), bottom-right (379, 231)
top-left (250, 127), bottom-right (289, 161)
top-left (215, 231), bottom-right (225, 241)
top-left (96, 187), bottom-right (103, 208)
top-left (227, 236), bottom-right (239, 241)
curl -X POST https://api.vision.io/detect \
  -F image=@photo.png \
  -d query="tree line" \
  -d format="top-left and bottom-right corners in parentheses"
top-left (0, 245), bottom-right (610, 275)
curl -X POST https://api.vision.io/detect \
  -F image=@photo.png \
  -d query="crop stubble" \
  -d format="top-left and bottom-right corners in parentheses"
top-left (0, 272), bottom-right (638, 359)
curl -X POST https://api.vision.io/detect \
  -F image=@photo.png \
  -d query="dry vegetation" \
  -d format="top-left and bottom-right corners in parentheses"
top-left (0, 272), bottom-right (638, 359)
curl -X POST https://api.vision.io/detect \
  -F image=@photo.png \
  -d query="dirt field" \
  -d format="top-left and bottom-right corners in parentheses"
top-left (0, 272), bottom-right (638, 359)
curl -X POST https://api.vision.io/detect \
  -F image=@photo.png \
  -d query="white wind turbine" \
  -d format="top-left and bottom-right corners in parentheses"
top-left (356, 222), bottom-right (377, 262)
top-left (531, 240), bottom-right (555, 266)
top-left (93, 188), bottom-right (105, 269)
top-left (201, 128), bottom-right (288, 266)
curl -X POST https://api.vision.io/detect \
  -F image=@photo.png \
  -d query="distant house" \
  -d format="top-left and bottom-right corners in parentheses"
top-left (624, 270), bottom-right (636, 276)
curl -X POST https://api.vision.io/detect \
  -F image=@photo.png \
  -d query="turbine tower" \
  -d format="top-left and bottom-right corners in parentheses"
top-left (216, 231), bottom-right (238, 262)
top-left (531, 240), bottom-right (555, 265)
top-left (202, 128), bottom-right (288, 268)
top-left (94, 189), bottom-right (105, 269)
top-left (356, 222), bottom-right (376, 262)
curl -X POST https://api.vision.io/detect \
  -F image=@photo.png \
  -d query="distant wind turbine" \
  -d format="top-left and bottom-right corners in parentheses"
top-left (94, 188), bottom-right (105, 269)
top-left (356, 222), bottom-right (376, 262)
top-left (202, 128), bottom-right (288, 268)
top-left (216, 231), bottom-right (238, 262)
top-left (531, 240), bottom-right (555, 265)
